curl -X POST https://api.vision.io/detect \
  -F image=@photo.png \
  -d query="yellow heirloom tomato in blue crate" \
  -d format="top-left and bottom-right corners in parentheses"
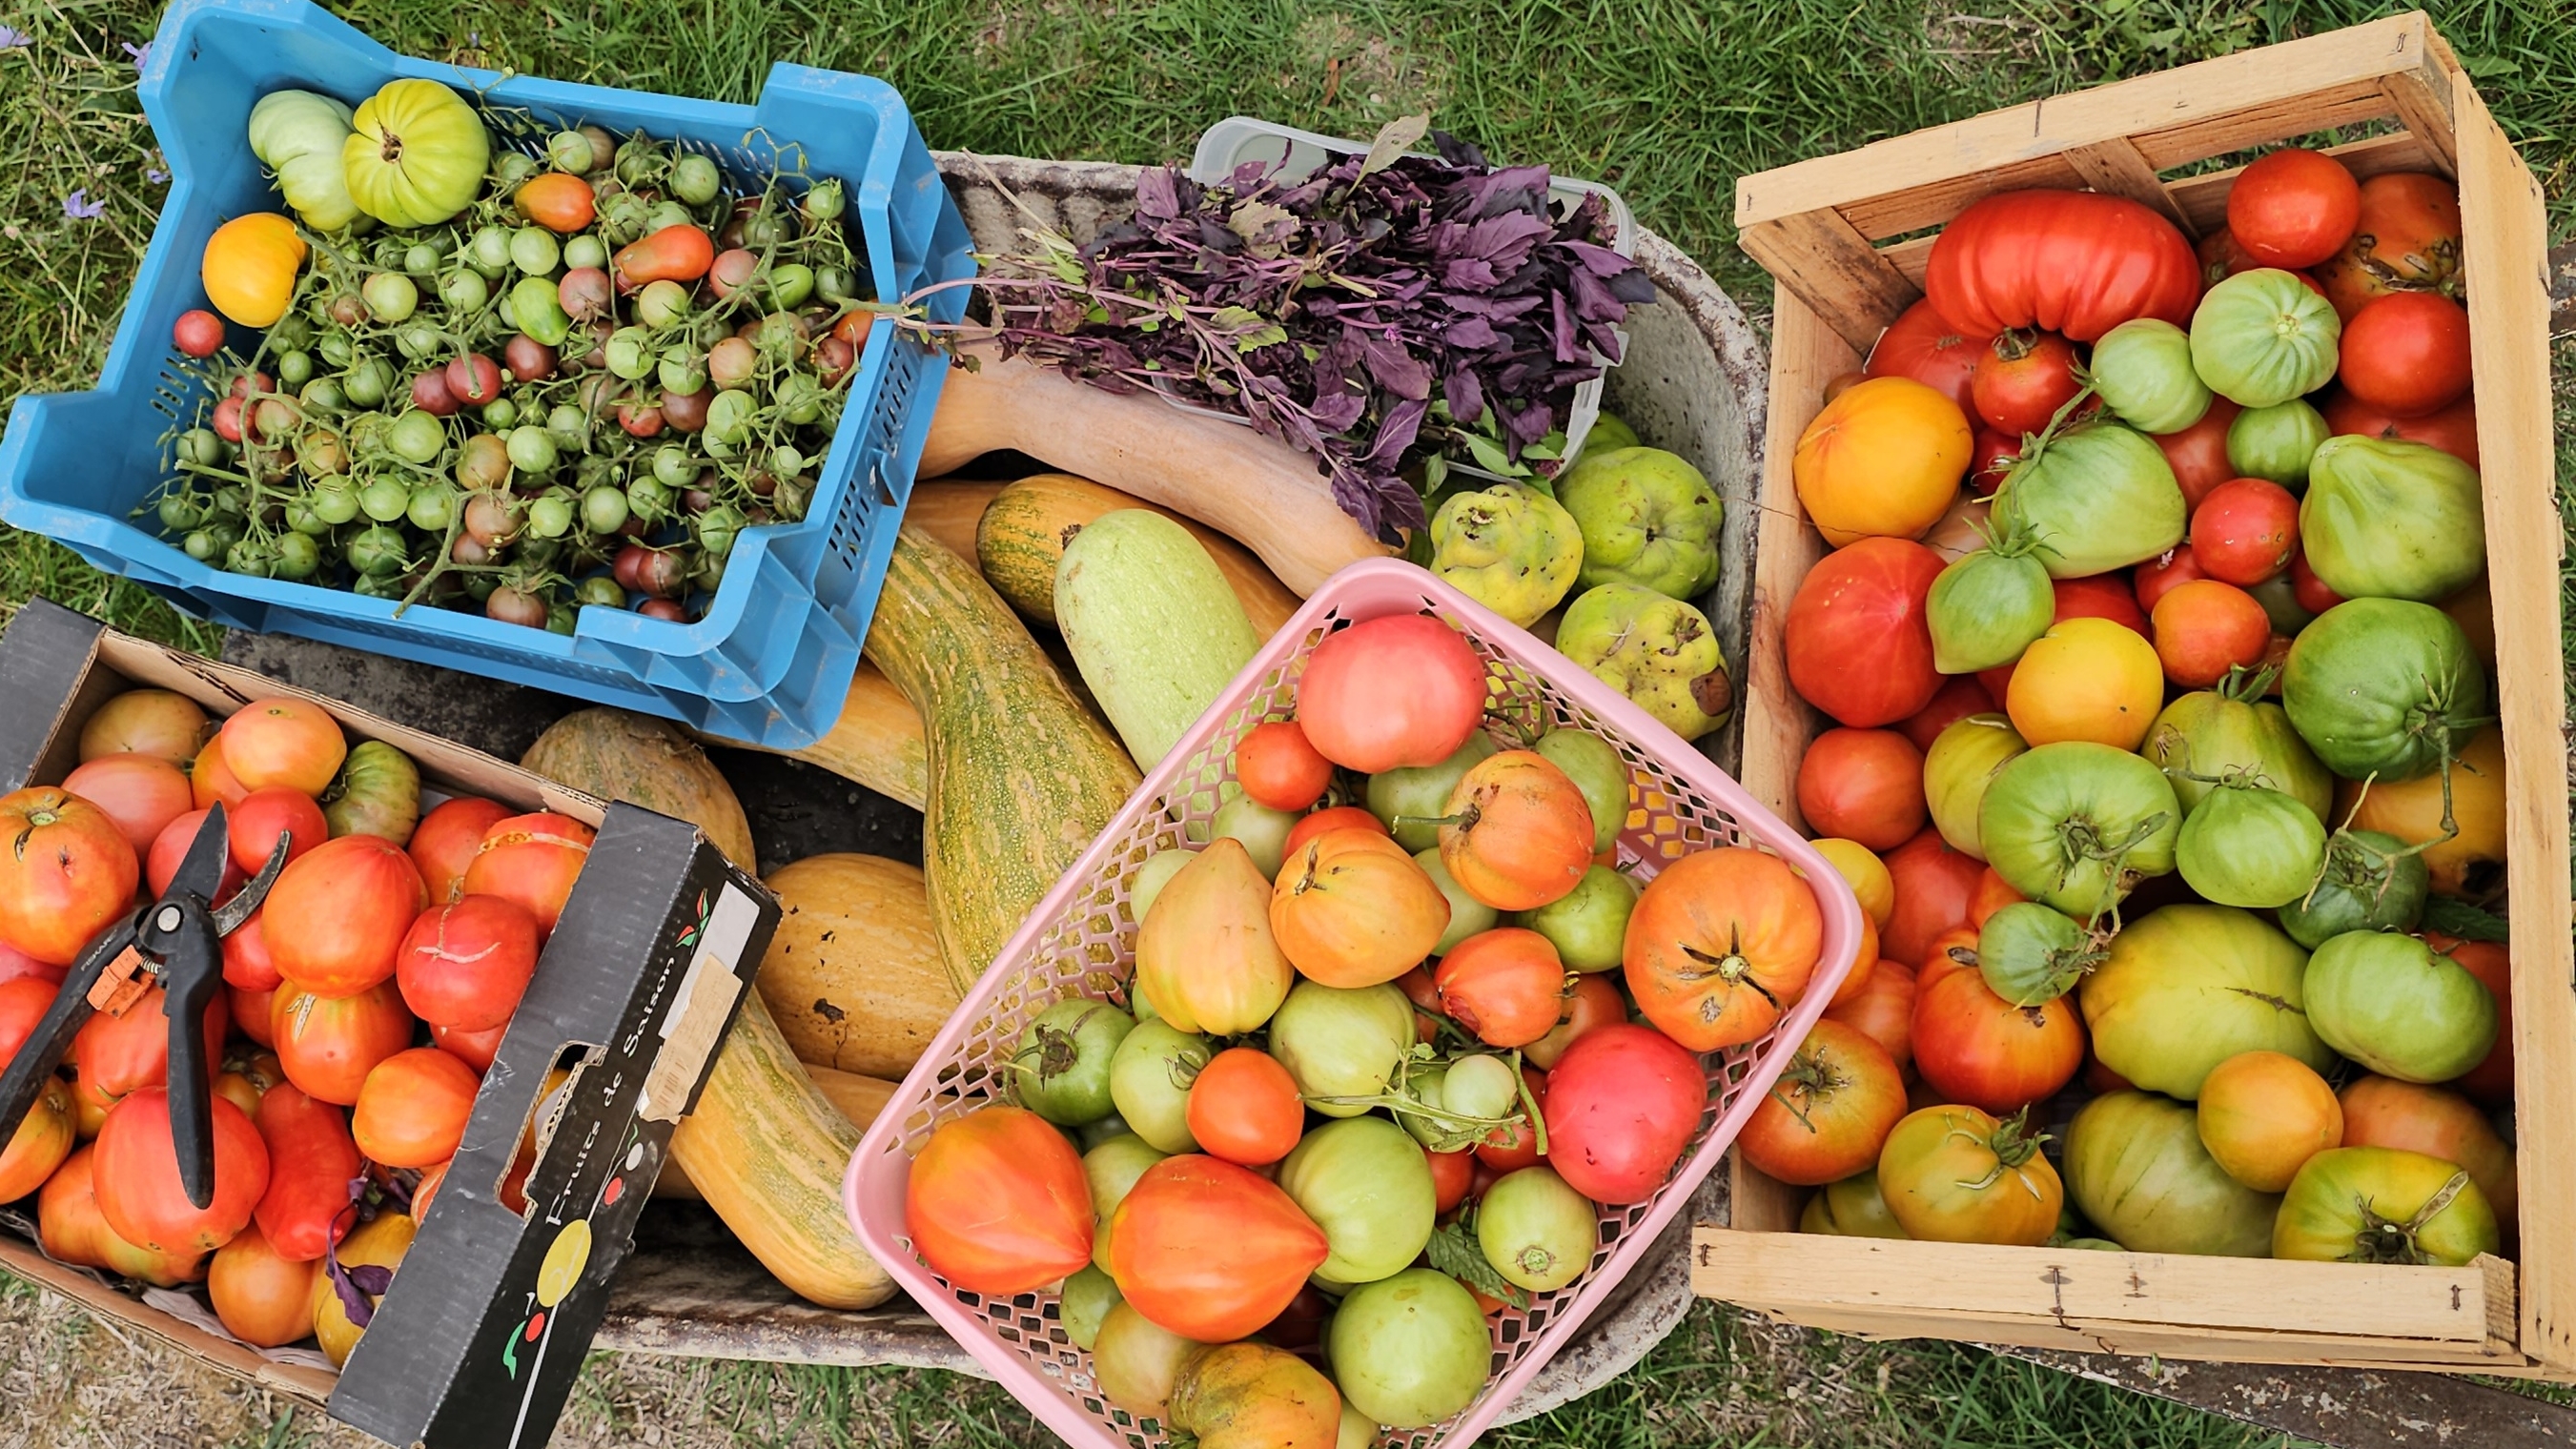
top-left (0, 0), bottom-right (973, 750)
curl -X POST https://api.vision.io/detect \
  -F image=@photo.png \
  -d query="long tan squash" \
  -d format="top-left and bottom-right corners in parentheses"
top-left (759, 853), bottom-right (956, 1079)
top-left (657, 1063), bottom-right (897, 1200)
top-left (518, 718), bottom-right (889, 1309)
top-left (921, 351), bottom-right (1391, 595)
top-left (521, 708), bottom-right (758, 867)
top-left (902, 480), bottom-right (1007, 566)
top-left (763, 660), bottom-right (930, 810)
top-left (863, 527), bottom-right (1141, 994)
top-left (666, 993), bottom-right (893, 1308)
top-left (976, 473), bottom-right (1300, 639)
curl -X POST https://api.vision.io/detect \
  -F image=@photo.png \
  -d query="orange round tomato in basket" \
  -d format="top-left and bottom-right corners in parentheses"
top-left (907, 1105), bottom-right (1094, 1296)
top-left (1437, 750), bottom-right (1594, 911)
top-left (1435, 928), bottom-right (1569, 1049)
top-left (1911, 967), bottom-right (2084, 1115)
top-left (1791, 377), bottom-right (1973, 545)
top-left (216, 699), bottom-right (346, 796)
top-left (1270, 828), bottom-right (1449, 989)
top-left (1235, 721), bottom-right (1335, 813)
top-left (1184, 1048), bottom-right (1305, 1167)
top-left (1624, 847), bottom-right (1823, 1051)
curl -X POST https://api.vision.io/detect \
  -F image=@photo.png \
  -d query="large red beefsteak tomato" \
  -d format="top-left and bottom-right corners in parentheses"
top-left (1926, 191), bottom-right (2199, 342)
top-left (1784, 538), bottom-right (1945, 728)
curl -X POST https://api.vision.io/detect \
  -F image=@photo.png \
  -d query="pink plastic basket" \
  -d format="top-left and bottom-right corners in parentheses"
top-left (846, 558), bottom-right (1865, 1448)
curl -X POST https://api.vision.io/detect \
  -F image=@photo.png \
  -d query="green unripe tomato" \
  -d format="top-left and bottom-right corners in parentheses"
top-left (635, 278), bottom-right (692, 329)
top-left (276, 350), bottom-right (314, 388)
top-left (405, 483), bottom-right (457, 533)
top-left (509, 276), bottom-right (571, 348)
top-left (604, 327), bottom-right (657, 380)
top-left (562, 234), bottom-right (607, 271)
top-left (386, 410), bottom-right (445, 464)
top-left (544, 403), bottom-right (588, 448)
top-left (505, 425), bottom-right (560, 474)
top-left (763, 263), bottom-right (815, 310)
top-left (311, 477), bottom-right (361, 525)
top-left (510, 226), bottom-right (562, 276)
top-left (580, 484), bottom-right (630, 535)
top-left (652, 445), bottom-right (699, 489)
top-left (357, 477), bottom-right (413, 523)
top-left (468, 224), bottom-right (514, 276)
top-left (704, 388), bottom-right (759, 444)
top-left (480, 397), bottom-right (518, 430)
top-left (671, 153), bottom-right (722, 206)
top-left (360, 272), bottom-right (419, 324)
top-left (526, 490), bottom-right (576, 540)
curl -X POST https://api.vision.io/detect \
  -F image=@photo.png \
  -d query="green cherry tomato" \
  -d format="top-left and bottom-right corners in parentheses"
top-left (562, 234), bottom-right (608, 271)
top-left (705, 388), bottom-right (759, 444)
top-left (625, 476), bottom-right (672, 522)
top-left (804, 179), bottom-right (846, 222)
top-left (386, 410), bottom-right (446, 464)
top-left (652, 445), bottom-right (699, 489)
top-left (657, 351), bottom-right (707, 396)
top-left (510, 225), bottom-right (562, 276)
top-left (345, 524), bottom-right (407, 578)
top-left (299, 377), bottom-right (346, 412)
top-left (544, 402), bottom-right (588, 449)
top-left (312, 477), bottom-right (361, 525)
top-left (775, 374), bottom-right (823, 425)
top-left (406, 484), bottom-right (457, 533)
top-left (604, 327), bottom-right (657, 380)
top-left (343, 358), bottom-right (393, 409)
top-left (672, 154), bottom-right (722, 206)
top-left (480, 397), bottom-right (518, 431)
top-left (357, 477), bottom-right (413, 522)
top-left (468, 224), bottom-right (514, 276)
top-left (636, 278), bottom-right (692, 329)
top-left (403, 243), bottom-right (443, 276)
top-left (509, 276), bottom-right (572, 348)
top-left (646, 199), bottom-right (696, 235)
top-left (580, 484), bottom-right (630, 536)
top-left (506, 425), bottom-right (560, 475)
top-left (575, 574), bottom-right (626, 607)
top-left (440, 269), bottom-right (490, 312)
top-left (276, 350), bottom-right (314, 389)
top-left (272, 531), bottom-right (322, 579)
top-left (763, 263), bottom-right (815, 310)
top-left (526, 491), bottom-right (575, 540)
top-left (361, 272), bottom-right (419, 323)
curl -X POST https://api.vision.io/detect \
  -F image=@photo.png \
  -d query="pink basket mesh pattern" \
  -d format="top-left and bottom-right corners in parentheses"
top-left (848, 558), bottom-right (1864, 1449)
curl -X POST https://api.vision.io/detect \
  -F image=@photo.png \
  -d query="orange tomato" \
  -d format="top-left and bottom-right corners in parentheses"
top-left (1965, 867), bottom-right (2026, 928)
top-left (1808, 839), bottom-right (1893, 929)
top-left (1911, 967), bottom-right (2084, 1114)
top-left (272, 980), bottom-right (415, 1106)
top-left (2336, 725), bottom-right (2504, 898)
top-left (462, 811), bottom-right (596, 936)
top-left (1523, 971), bottom-right (1628, 1070)
top-left (1270, 828), bottom-right (1450, 989)
top-left (1184, 1048), bottom-right (1305, 1167)
top-left (2196, 1050), bottom-right (2341, 1193)
top-left (200, 214), bottom-right (306, 328)
top-left (1739, 1018), bottom-right (1908, 1186)
top-left (1792, 377), bottom-right (1973, 545)
top-left (1825, 957), bottom-right (1915, 1071)
top-left (515, 172), bottom-right (597, 233)
top-left (191, 736), bottom-right (250, 810)
top-left (1235, 721), bottom-right (1335, 812)
top-left (2430, 933), bottom-right (2512, 1106)
top-left (1794, 728), bottom-right (1927, 852)
top-left (2005, 617), bottom-right (2161, 749)
top-left (0, 1074), bottom-right (74, 1202)
top-left (351, 1047), bottom-right (480, 1169)
top-left (1915, 924), bottom-right (1980, 994)
top-left (1281, 805), bottom-right (1388, 859)
top-left (906, 1106), bottom-right (1094, 1296)
top-left (216, 698), bottom-right (347, 796)
top-left (2150, 579), bottom-right (2271, 688)
top-left (1438, 751), bottom-right (1594, 910)
top-left (1435, 928), bottom-right (1571, 1048)
top-left (1828, 913), bottom-right (1881, 1007)
top-left (209, 1224), bottom-right (322, 1347)
top-left (1624, 847), bottom-right (1824, 1051)
top-left (0, 787), bottom-right (138, 966)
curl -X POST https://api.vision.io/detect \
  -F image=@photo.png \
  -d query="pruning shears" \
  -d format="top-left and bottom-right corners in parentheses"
top-left (0, 804), bottom-right (288, 1209)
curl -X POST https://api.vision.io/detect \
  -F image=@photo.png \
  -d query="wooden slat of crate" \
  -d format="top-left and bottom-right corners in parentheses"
top-left (1715, 12), bottom-right (2572, 1376)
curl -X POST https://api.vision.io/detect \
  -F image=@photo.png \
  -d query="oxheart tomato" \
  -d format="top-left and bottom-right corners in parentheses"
top-left (265, 834), bottom-right (428, 995)
top-left (2338, 292), bottom-right (2472, 418)
top-left (2321, 387), bottom-right (2477, 469)
top-left (907, 1105), bottom-right (1094, 1296)
top-left (1739, 1018), bottom-right (1906, 1186)
top-left (0, 786), bottom-right (139, 966)
top-left (1911, 965), bottom-right (2084, 1114)
top-left (2226, 149), bottom-right (2361, 270)
top-left (1926, 191), bottom-right (2199, 342)
top-left (1624, 847), bottom-right (1824, 1051)
top-left (461, 811), bottom-right (595, 935)
top-left (1795, 728), bottom-right (1928, 852)
top-left (92, 1088), bottom-right (270, 1254)
top-left (1863, 299), bottom-right (1993, 417)
top-left (251, 1081), bottom-right (363, 1261)
top-left (1876, 1104), bottom-right (2060, 1245)
top-left (1879, 827), bottom-right (1985, 969)
top-left (61, 754), bottom-right (192, 855)
top-left (1784, 538), bottom-right (1944, 728)
top-left (1970, 330), bottom-right (2082, 437)
top-left (40, 1145), bottom-right (207, 1286)
top-left (271, 980), bottom-right (414, 1106)
top-left (1295, 616), bottom-right (1487, 773)
top-left (395, 894), bottom-right (542, 1031)
top-left (409, 795), bottom-right (512, 904)
top-left (1543, 1023), bottom-right (1707, 1204)
top-left (1108, 1153), bottom-right (1328, 1341)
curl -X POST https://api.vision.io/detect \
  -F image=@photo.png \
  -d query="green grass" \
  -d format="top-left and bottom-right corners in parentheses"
top-left (4, 0), bottom-right (2572, 1444)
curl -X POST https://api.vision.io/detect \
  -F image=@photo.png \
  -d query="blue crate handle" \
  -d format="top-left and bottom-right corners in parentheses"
top-left (0, 0), bottom-right (975, 749)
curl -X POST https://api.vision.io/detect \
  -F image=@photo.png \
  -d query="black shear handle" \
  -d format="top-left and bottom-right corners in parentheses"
top-left (0, 920), bottom-right (129, 1157)
top-left (163, 932), bottom-right (221, 1211)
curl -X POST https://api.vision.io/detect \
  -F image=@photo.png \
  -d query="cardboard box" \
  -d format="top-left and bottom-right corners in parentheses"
top-left (0, 598), bottom-right (783, 1445)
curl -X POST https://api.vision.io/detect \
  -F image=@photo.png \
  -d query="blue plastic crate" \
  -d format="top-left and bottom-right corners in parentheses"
top-left (0, 0), bottom-right (974, 749)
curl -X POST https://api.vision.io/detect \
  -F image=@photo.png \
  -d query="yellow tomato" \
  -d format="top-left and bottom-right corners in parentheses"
top-left (1809, 837), bottom-right (1894, 929)
top-left (2006, 618), bottom-right (2161, 750)
top-left (1792, 377), bottom-right (1973, 546)
top-left (2338, 725), bottom-right (2504, 896)
top-left (200, 214), bottom-right (307, 327)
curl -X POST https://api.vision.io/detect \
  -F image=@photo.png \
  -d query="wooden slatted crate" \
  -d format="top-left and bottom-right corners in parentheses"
top-left (1696, 11), bottom-right (2573, 1376)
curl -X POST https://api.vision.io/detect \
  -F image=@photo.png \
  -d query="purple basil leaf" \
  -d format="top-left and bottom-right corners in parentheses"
top-left (1444, 368), bottom-right (1485, 424)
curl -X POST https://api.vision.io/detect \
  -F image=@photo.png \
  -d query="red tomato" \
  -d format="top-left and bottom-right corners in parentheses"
top-left (2196, 228), bottom-right (2261, 287)
top-left (2051, 575), bottom-right (2149, 635)
top-left (70, 983), bottom-right (228, 1099)
top-left (2313, 173), bottom-right (2464, 320)
top-left (148, 808), bottom-right (241, 900)
top-left (1523, 971), bottom-right (1627, 1071)
top-left (1879, 828), bottom-right (1984, 969)
top-left (1106, 1154), bottom-right (1329, 1340)
top-left (1968, 427), bottom-right (2020, 496)
top-left (2290, 547), bottom-right (2345, 614)
top-left (611, 224), bottom-right (717, 287)
top-left (2192, 478), bottom-right (2300, 585)
top-left (0, 941), bottom-right (64, 990)
top-left (41, 1145), bottom-right (208, 1286)
top-left (907, 1105), bottom-right (1094, 1296)
top-left (1794, 728), bottom-right (1927, 851)
top-left (442, 354), bottom-right (504, 408)
top-left (2321, 388), bottom-right (2478, 469)
top-left (271, 981), bottom-right (414, 1106)
top-left (1966, 867), bottom-right (2026, 929)
top-left (1394, 966), bottom-right (1442, 1044)
top-left (1473, 1065), bottom-right (1548, 1172)
top-left (1897, 675), bottom-right (1996, 753)
top-left (92, 1089), bottom-right (269, 1254)
top-left (1436, 929), bottom-right (1570, 1048)
top-left (2152, 580), bottom-right (2272, 688)
top-left (0, 975), bottom-right (56, 1066)
top-left (1236, 721), bottom-right (1335, 812)
top-left (208, 1224), bottom-right (320, 1347)
top-left (61, 754), bottom-right (192, 855)
top-left (1281, 805), bottom-right (1387, 859)
top-left (2429, 934), bottom-right (2512, 1107)
top-left (1543, 1024), bottom-right (1707, 1204)
top-left (1184, 1047), bottom-right (1305, 1167)
top-left (1862, 299), bottom-right (1993, 417)
top-left (265, 835), bottom-right (428, 996)
top-left (1824, 957), bottom-right (1915, 1071)
top-left (221, 909), bottom-right (280, 992)
top-left (395, 895), bottom-right (541, 1032)
top-left (250, 1082), bottom-right (361, 1261)
top-left (1783, 538), bottom-right (1945, 728)
top-left (228, 786), bottom-right (327, 874)
top-left (0, 787), bottom-right (138, 966)
top-left (1425, 1146), bottom-right (1475, 1214)
top-left (1911, 968), bottom-right (2084, 1114)
top-left (1926, 191), bottom-right (2199, 341)
top-left (2150, 397), bottom-right (2242, 512)
top-left (461, 812), bottom-right (595, 936)
top-left (2226, 149), bottom-right (2361, 270)
top-left (409, 796), bottom-right (513, 904)
top-left (351, 1048), bottom-right (480, 1170)
top-left (173, 309), bottom-right (226, 358)
top-left (216, 699), bottom-right (346, 797)
top-left (2132, 544), bottom-right (2209, 614)
top-left (432, 1020), bottom-right (505, 1072)
top-left (2338, 293), bottom-right (2473, 417)
top-left (1969, 330), bottom-right (2082, 437)
top-left (229, 985), bottom-right (276, 1048)
top-left (1739, 1018), bottom-right (1908, 1186)
top-left (1295, 616), bottom-right (1487, 773)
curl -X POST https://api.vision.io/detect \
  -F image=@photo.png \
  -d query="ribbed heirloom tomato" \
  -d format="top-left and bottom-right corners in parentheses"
top-left (2005, 618), bottom-right (2162, 749)
top-left (1624, 847), bottom-right (1824, 1051)
top-left (60, 754), bottom-right (192, 855)
top-left (1877, 1105), bottom-right (2061, 1245)
top-left (78, 688), bottom-right (210, 767)
top-left (1434, 928), bottom-right (1569, 1048)
top-left (216, 699), bottom-right (345, 796)
top-left (1437, 750), bottom-right (1593, 910)
top-left (1271, 826), bottom-right (1447, 990)
top-left (907, 1105), bottom-right (1093, 1296)
top-left (2323, 389), bottom-right (2477, 468)
top-left (1879, 828), bottom-right (1984, 969)
top-left (462, 811), bottom-right (596, 935)
top-left (396, 893), bottom-right (542, 1031)
top-left (2313, 173), bottom-right (2462, 319)
top-left (1281, 805), bottom-right (1387, 859)
top-left (1926, 191), bottom-right (2199, 341)
top-left (1784, 538), bottom-right (1945, 728)
top-left (1912, 965), bottom-right (2085, 1114)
